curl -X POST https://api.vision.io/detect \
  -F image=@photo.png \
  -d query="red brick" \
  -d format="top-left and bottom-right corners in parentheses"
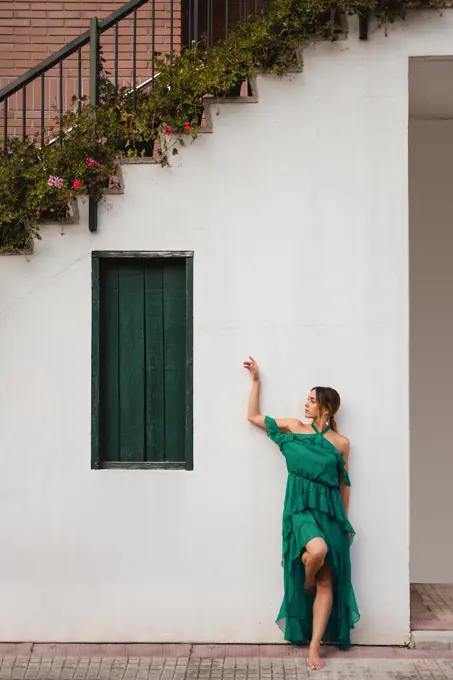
top-left (1, 18), bottom-right (32, 25)
top-left (30, 34), bottom-right (67, 42)
top-left (15, 26), bottom-right (48, 33)
top-left (6, 118), bottom-right (24, 127)
top-left (63, 2), bottom-right (100, 7)
top-left (64, 18), bottom-right (89, 25)
top-left (14, 11), bottom-right (47, 17)
top-left (23, 42), bottom-right (53, 50)
top-left (0, 34), bottom-right (31, 41)
top-left (153, 27), bottom-right (176, 36)
top-left (57, 9), bottom-right (82, 16)
top-left (20, 18), bottom-right (61, 25)
top-left (0, 51), bottom-right (17, 59)
top-left (10, 60), bottom-right (39, 68)
top-left (48, 27), bottom-right (79, 33)
top-left (136, 35), bottom-right (156, 43)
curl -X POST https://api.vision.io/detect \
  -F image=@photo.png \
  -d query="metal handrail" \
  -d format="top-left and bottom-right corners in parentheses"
top-left (46, 71), bottom-right (162, 147)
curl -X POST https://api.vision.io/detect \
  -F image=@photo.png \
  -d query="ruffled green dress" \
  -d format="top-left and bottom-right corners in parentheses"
top-left (265, 416), bottom-right (360, 648)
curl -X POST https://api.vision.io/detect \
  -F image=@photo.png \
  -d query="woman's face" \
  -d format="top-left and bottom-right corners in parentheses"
top-left (304, 389), bottom-right (319, 420)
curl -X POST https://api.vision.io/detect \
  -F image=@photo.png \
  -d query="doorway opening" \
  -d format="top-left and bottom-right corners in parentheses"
top-left (409, 56), bottom-right (453, 635)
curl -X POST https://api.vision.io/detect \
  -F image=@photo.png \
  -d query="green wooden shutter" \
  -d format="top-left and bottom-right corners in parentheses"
top-left (100, 259), bottom-right (120, 463)
top-left (118, 262), bottom-right (146, 463)
top-left (163, 261), bottom-right (187, 462)
top-left (95, 254), bottom-right (192, 469)
top-left (144, 264), bottom-right (165, 462)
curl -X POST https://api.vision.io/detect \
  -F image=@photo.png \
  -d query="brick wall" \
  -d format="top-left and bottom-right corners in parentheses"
top-left (0, 0), bottom-right (182, 137)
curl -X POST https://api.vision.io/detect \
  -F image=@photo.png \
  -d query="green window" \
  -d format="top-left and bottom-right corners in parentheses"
top-left (91, 252), bottom-right (193, 470)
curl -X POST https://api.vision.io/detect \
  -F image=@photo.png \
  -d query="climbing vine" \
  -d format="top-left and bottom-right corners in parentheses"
top-left (0, 0), bottom-right (443, 252)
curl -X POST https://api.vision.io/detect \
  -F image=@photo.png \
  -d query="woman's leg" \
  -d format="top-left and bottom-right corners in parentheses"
top-left (302, 537), bottom-right (327, 591)
top-left (307, 563), bottom-right (333, 670)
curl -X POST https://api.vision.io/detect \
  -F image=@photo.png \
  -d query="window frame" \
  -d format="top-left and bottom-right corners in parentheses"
top-left (91, 250), bottom-right (194, 471)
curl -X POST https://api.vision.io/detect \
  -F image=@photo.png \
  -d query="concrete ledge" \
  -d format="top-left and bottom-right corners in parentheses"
top-left (0, 238), bottom-right (34, 256)
top-left (119, 157), bottom-right (157, 165)
top-left (411, 630), bottom-right (453, 650)
top-left (101, 163), bottom-right (125, 194)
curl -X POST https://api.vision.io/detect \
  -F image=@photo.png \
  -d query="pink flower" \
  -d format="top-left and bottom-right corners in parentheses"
top-left (48, 175), bottom-right (64, 188)
top-left (86, 157), bottom-right (100, 168)
top-left (184, 122), bottom-right (191, 132)
top-left (72, 179), bottom-right (82, 190)
top-left (34, 211), bottom-right (41, 218)
top-left (164, 126), bottom-right (173, 135)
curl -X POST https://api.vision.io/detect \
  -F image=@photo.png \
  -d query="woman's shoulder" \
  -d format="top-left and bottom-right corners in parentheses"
top-left (284, 419), bottom-right (312, 434)
top-left (331, 431), bottom-right (350, 456)
top-left (267, 417), bottom-right (312, 434)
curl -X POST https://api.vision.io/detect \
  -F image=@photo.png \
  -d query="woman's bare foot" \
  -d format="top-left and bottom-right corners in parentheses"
top-left (307, 644), bottom-right (324, 671)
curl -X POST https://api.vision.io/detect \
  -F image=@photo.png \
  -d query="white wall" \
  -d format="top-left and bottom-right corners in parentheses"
top-left (5, 12), bottom-right (453, 643)
top-left (410, 120), bottom-right (453, 584)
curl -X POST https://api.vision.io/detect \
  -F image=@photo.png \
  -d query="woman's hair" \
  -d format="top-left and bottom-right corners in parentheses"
top-left (312, 386), bottom-right (341, 432)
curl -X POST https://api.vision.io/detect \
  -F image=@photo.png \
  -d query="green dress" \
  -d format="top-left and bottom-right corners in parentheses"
top-left (265, 416), bottom-right (360, 648)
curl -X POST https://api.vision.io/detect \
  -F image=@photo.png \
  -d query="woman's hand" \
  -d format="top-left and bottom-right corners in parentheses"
top-left (243, 356), bottom-right (260, 382)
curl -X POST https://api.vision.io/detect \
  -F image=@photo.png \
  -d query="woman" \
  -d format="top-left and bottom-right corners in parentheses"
top-left (243, 356), bottom-right (359, 670)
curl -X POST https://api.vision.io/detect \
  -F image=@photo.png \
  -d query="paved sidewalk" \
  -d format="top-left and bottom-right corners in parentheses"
top-left (1, 655), bottom-right (453, 680)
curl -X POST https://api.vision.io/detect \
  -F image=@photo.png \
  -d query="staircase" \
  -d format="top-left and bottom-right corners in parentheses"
top-left (0, 0), bottom-right (266, 143)
top-left (0, 0), bottom-right (268, 236)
